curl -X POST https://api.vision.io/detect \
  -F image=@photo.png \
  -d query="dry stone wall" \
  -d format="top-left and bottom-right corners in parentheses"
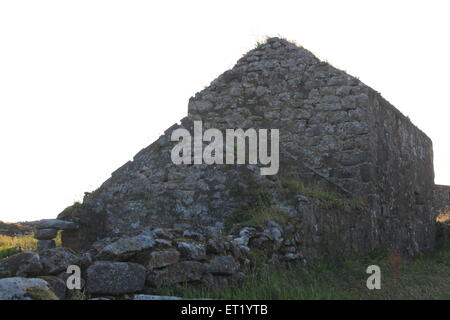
top-left (188, 38), bottom-right (373, 195)
top-left (57, 37), bottom-right (437, 257)
top-left (0, 218), bottom-right (310, 299)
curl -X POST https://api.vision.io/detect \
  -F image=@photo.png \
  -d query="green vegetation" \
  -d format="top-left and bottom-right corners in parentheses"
top-left (0, 234), bottom-right (37, 259)
top-left (1, 229), bottom-right (448, 300)
top-left (225, 195), bottom-right (275, 231)
top-left (225, 174), bottom-right (369, 232)
top-left (0, 232), bottom-right (62, 260)
top-left (162, 168), bottom-right (169, 183)
top-left (25, 286), bottom-right (59, 300)
top-left (225, 169), bottom-right (274, 230)
top-left (280, 178), bottom-right (367, 209)
top-left (155, 247), bottom-right (450, 300)
top-left (241, 206), bottom-right (293, 226)
top-left (0, 247), bottom-right (21, 260)
top-left (281, 178), bottom-right (340, 202)
top-left (57, 201), bottom-right (82, 220)
top-left (66, 289), bottom-right (87, 300)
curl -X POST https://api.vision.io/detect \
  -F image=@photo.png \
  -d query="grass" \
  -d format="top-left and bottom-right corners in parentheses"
top-left (225, 169), bottom-right (274, 230)
top-left (154, 247), bottom-right (450, 300)
top-left (281, 178), bottom-right (341, 202)
top-left (1, 212), bottom-right (448, 300)
top-left (0, 232), bottom-right (62, 259)
top-left (0, 234), bottom-right (37, 259)
top-left (226, 176), bottom-right (369, 233)
top-left (0, 232), bottom-right (447, 300)
top-left (162, 168), bottom-right (169, 183)
top-left (25, 286), bottom-right (59, 300)
top-left (242, 206), bottom-right (293, 226)
top-left (280, 178), bottom-right (368, 209)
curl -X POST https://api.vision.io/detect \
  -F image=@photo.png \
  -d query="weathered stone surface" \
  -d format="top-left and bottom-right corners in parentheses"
top-left (36, 219), bottom-right (77, 230)
top-left (249, 233), bottom-right (272, 249)
top-left (177, 242), bottom-right (206, 261)
top-left (56, 271), bottom-right (86, 295)
top-left (0, 251), bottom-right (42, 278)
top-left (232, 236), bottom-right (249, 247)
top-left (38, 276), bottom-right (67, 299)
top-left (206, 239), bottom-right (225, 254)
top-left (39, 248), bottom-right (78, 275)
top-left (201, 273), bottom-right (230, 290)
top-left (141, 250), bottom-right (180, 270)
top-left (57, 37), bottom-right (439, 257)
top-left (229, 241), bottom-right (249, 260)
top-left (282, 253), bottom-right (305, 261)
top-left (154, 238), bottom-right (173, 249)
top-left (146, 261), bottom-right (205, 287)
top-left (37, 240), bottom-right (56, 251)
top-left (56, 202), bottom-right (104, 252)
top-left (77, 251), bottom-right (94, 271)
top-left (433, 185), bottom-right (450, 215)
top-left (86, 261), bottom-right (146, 295)
top-left (205, 256), bottom-right (239, 275)
top-left (153, 228), bottom-right (174, 240)
top-left (96, 231), bottom-right (155, 261)
top-left (34, 228), bottom-right (58, 240)
top-left (204, 226), bottom-right (224, 240)
top-left (183, 230), bottom-right (205, 242)
top-left (0, 277), bottom-right (52, 300)
top-left (90, 237), bottom-right (115, 253)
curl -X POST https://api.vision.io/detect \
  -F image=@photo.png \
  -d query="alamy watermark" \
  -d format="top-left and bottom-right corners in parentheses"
top-left (66, 265), bottom-right (81, 290)
top-left (170, 121), bottom-right (279, 175)
top-left (366, 265), bottom-right (381, 290)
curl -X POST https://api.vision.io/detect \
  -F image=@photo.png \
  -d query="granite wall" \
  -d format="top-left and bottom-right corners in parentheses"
top-left (58, 38), bottom-right (438, 256)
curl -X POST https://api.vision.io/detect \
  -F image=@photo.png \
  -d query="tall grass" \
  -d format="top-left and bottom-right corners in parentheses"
top-left (0, 234), bottom-right (37, 259)
top-left (280, 178), bottom-right (368, 209)
top-left (0, 232), bottom-right (62, 259)
top-left (155, 247), bottom-right (450, 300)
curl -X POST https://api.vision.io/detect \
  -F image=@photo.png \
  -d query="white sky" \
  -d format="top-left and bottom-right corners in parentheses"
top-left (0, 0), bottom-right (449, 222)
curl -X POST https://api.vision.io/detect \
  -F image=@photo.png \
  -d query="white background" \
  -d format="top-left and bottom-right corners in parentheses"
top-left (0, 0), bottom-right (449, 222)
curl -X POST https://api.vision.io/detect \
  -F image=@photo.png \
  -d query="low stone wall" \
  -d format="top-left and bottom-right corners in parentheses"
top-left (34, 219), bottom-right (78, 251)
top-left (0, 219), bottom-right (306, 299)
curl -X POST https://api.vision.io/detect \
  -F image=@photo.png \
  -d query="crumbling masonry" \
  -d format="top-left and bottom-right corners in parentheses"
top-left (59, 37), bottom-right (448, 257)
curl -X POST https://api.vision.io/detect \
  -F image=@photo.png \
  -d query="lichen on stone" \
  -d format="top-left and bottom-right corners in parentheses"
top-left (25, 286), bottom-right (59, 300)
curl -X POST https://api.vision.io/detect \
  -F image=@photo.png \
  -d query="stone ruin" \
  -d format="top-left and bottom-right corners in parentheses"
top-left (1, 37), bottom-right (449, 299)
top-left (59, 37), bottom-right (442, 255)
top-left (434, 185), bottom-right (450, 215)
